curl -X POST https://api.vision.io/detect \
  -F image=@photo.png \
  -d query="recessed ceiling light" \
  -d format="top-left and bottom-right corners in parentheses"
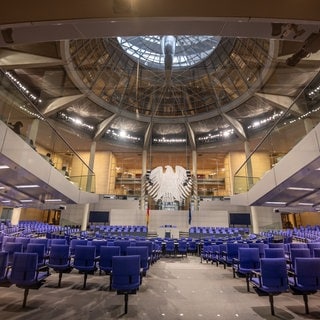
top-left (298, 202), bottom-right (314, 206)
top-left (287, 187), bottom-right (315, 191)
top-left (265, 201), bottom-right (287, 205)
top-left (1, 200), bottom-right (10, 203)
top-left (16, 184), bottom-right (40, 189)
top-left (45, 199), bottom-right (62, 202)
top-left (0, 165), bottom-right (9, 169)
top-left (20, 199), bottom-right (33, 202)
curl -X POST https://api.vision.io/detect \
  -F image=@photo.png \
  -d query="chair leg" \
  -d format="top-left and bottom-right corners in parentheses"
top-left (303, 294), bottom-right (309, 314)
top-left (124, 293), bottom-right (129, 314)
top-left (58, 272), bottom-right (63, 288)
top-left (23, 288), bottom-right (29, 308)
top-left (83, 273), bottom-right (88, 289)
top-left (245, 274), bottom-right (250, 292)
top-left (268, 294), bottom-right (275, 315)
top-left (109, 274), bottom-right (113, 291)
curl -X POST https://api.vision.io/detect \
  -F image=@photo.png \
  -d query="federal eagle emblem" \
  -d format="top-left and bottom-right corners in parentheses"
top-left (146, 165), bottom-right (193, 204)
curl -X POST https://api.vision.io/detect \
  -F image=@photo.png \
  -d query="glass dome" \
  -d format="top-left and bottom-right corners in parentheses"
top-left (117, 35), bottom-right (221, 69)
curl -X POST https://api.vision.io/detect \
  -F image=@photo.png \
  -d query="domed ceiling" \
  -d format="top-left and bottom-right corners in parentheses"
top-left (1, 33), bottom-right (319, 153)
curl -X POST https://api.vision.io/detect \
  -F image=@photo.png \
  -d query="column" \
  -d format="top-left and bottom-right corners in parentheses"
top-left (86, 141), bottom-right (96, 192)
top-left (244, 140), bottom-right (254, 189)
top-left (192, 150), bottom-right (198, 210)
top-left (11, 207), bottom-right (21, 225)
top-left (141, 149), bottom-right (147, 210)
top-left (81, 203), bottom-right (90, 231)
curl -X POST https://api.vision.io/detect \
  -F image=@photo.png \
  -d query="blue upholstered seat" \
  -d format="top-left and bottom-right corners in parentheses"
top-left (288, 257), bottom-right (320, 314)
top-left (47, 244), bottom-right (72, 287)
top-left (250, 258), bottom-right (288, 316)
top-left (112, 255), bottom-right (141, 314)
top-left (8, 252), bottom-right (49, 307)
top-left (72, 245), bottom-right (96, 289)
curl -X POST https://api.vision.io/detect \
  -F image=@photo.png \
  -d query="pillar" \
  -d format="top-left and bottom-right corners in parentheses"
top-left (86, 141), bottom-right (96, 192)
top-left (81, 203), bottom-right (90, 231)
top-left (244, 140), bottom-right (254, 190)
top-left (11, 207), bottom-right (21, 225)
top-left (192, 150), bottom-right (198, 210)
top-left (141, 150), bottom-right (148, 210)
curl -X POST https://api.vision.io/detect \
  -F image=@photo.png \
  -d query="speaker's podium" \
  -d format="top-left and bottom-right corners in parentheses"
top-left (157, 225), bottom-right (179, 239)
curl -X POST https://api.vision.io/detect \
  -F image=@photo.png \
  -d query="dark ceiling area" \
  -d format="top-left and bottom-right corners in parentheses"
top-left (0, 1), bottom-right (319, 210)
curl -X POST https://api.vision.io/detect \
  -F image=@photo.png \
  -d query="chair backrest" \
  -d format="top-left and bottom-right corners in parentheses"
top-left (2, 236), bottom-right (16, 250)
top-left (314, 248), bottom-right (320, 257)
top-left (307, 243), bottom-right (320, 257)
top-left (73, 245), bottom-right (96, 268)
top-left (4, 242), bottom-right (23, 265)
top-left (260, 258), bottom-right (288, 290)
top-left (70, 239), bottom-right (88, 255)
top-left (290, 248), bottom-right (311, 269)
top-left (294, 258), bottom-right (320, 290)
top-left (91, 240), bottom-right (109, 257)
top-left (268, 243), bottom-right (285, 249)
top-left (15, 237), bottom-right (31, 252)
top-left (248, 243), bottom-right (266, 257)
top-left (99, 246), bottom-right (121, 270)
top-left (29, 238), bottom-right (49, 252)
top-left (238, 248), bottom-right (260, 269)
top-left (265, 248), bottom-right (285, 258)
top-left (112, 255), bottom-right (140, 291)
top-left (26, 243), bottom-right (46, 266)
top-left (0, 252), bottom-right (8, 281)
top-left (9, 252), bottom-right (38, 285)
top-left (113, 240), bottom-right (132, 256)
top-left (226, 243), bottom-right (249, 261)
top-left (48, 245), bottom-right (70, 266)
top-left (127, 246), bottom-right (149, 270)
top-left (50, 239), bottom-right (67, 247)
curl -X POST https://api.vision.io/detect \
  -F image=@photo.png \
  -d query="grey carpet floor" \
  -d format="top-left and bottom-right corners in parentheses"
top-left (0, 255), bottom-right (319, 319)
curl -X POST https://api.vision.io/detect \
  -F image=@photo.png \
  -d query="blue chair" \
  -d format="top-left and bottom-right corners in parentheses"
top-left (127, 246), bottom-right (149, 277)
top-left (4, 242), bottom-right (23, 266)
top-left (69, 239), bottom-right (88, 255)
top-left (288, 257), bottom-right (320, 314)
top-left (8, 252), bottom-right (49, 307)
top-left (114, 240), bottom-right (132, 256)
top-left (288, 248), bottom-right (310, 271)
top-left (232, 247), bottom-right (260, 292)
top-left (165, 240), bottom-right (175, 256)
top-left (112, 255), bottom-right (141, 314)
top-left (307, 242), bottom-right (320, 257)
top-left (72, 245), bottom-right (96, 289)
top-left (46, 244), bottom-right (72, 287)
top-left (248, 242), bottom-right (267, 258)
top-left (98, 246), bottom-right (121, 290)
top-left (250, 258), bottom-right (288, 316)
top-left (26, 243), bottom-right (47, 270)
top-left (15, 237), bottom-right (31, 252)
top-left (0, 252), bottom-right (10, 287)
top-left (222, 243), bottom-right (249, 269)
top-left (177, 240), bottom-right (188, 257)
top-left (91, 240), bottom-right (109, 257)
top-left (264, 248), bottom-right (285, 258)
top-left (29, 238), bottom-right (49, 254)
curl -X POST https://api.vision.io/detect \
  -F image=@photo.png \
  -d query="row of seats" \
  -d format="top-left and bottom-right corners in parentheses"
top-left (201, 242), bottom-right (320, 315)
top-left (0, 239), bottom-right (159, 313)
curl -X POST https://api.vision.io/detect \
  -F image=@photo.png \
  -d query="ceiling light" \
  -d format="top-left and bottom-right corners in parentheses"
top-left (16, 184), bottom-right (40, 189)
top-left (287, 187), bottom-right (315, 191)
top-left (45, 199), bottom-right (62, 202)
top-left (298, 202), bottom-right (314, 206)
top-left (0, 165), bottom-right (9, 169)
top-left (20, 199), bottom-right (33, 202)
top-left (265, 201), bottom-right (287, 205)
top-left (1, 200), bottom-right (10, 203)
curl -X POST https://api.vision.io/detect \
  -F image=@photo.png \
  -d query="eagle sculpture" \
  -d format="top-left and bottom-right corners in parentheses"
top-left (146, 165), bottom-right (193, 204)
